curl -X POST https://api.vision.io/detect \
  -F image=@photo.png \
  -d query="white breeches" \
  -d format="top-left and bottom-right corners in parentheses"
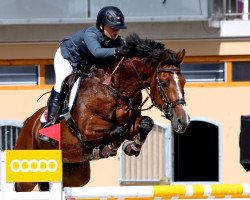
top-left (54, 47), bottom-right (73, 93)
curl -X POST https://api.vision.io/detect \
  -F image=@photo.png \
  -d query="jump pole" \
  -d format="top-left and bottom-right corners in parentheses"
top-left (64, 184), bottom-right (250, 199)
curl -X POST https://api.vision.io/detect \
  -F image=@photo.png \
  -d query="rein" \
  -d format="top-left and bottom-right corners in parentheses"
top-left (100, 58), bottom-right (154, 111)
top-left (97, 57), bottom-right (186, 118)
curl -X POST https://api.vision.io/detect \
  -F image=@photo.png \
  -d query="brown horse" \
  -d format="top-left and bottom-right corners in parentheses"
top-left (14, 33), bottom-right (190, 191)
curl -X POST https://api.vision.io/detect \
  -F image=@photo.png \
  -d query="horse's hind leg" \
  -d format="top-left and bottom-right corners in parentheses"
top-left (15, 182), bottom-right (48, 192)
top-left (15, 182), bottom-right (37, 192)
top-left (38, 182), bottom-right (50, 191)
top-left (63, 161), bottom-right (90, 187)
top-left (14, 109), bottom-right (43, 192)
top-left (123, 116), bottom-right (154, 156)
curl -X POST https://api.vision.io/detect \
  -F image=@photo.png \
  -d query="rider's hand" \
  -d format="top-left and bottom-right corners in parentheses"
top-left (115, 46), bottom-right (130, 57)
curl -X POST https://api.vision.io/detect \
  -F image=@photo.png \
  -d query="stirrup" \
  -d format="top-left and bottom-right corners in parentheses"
top-left (43, 120), bottom-right (55, 128)
top-left (39, 120), bottom-right (56, 143)
top-left (39, 134), bottom-right (51, 143)
top-left (39, 134), bottom-right (57, 145)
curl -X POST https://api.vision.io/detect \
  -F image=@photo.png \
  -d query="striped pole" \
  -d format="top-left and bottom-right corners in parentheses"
top-left (64, 184), bottom-right (250, 199)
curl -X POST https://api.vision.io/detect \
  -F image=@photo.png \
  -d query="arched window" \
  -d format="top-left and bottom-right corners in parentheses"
top-left (173, 118), bottom-right (221, 183)
top-left (0, 120), bottom-right (22, 150)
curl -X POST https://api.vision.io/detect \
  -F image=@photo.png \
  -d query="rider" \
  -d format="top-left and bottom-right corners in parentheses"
top-left (44, 6), bottom-right (127, 129)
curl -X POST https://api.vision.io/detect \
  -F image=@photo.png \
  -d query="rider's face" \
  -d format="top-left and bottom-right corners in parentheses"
top-left (103, 25), bottom-right (121, 40)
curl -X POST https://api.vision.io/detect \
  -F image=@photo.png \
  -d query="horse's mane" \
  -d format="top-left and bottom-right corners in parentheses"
top-left (122, 33), bottom-right (177, 66)
top-left (123, 33), bottom-right (164, 64)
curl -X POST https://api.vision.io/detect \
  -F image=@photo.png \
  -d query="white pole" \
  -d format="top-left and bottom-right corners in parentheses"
top-left (0, 151), bottom-right (4, 200)
top-left (10, 192), bottom-right (50, 200)
top-left (0, 151), bottom-right (14, 200)
top-left (49, 182), bottom-right (63, 200)
top-left (64, 186), bottom-right (154, 199)
top-left (243, 0), bottom-right (249, 20)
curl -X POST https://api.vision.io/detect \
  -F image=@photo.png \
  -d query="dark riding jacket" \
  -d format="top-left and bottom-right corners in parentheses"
top-left (60, 26), bottom-right (124, 67)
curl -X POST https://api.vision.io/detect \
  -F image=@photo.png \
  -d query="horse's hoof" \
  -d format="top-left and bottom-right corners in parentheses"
top-left (127, 148), bottom-right (140, 157)
top-left (122, 141), bottom-right (141, 157)
top-left (100, 145), bottom-right (113, 158)
top-left (110, 150), bottom-right (118, 157)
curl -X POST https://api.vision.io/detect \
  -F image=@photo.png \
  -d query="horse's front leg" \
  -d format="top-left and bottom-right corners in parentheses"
top-left (90, 127), bottom-right (128, 159)
top-left (94, 139), bottom-right (122, 159)
top-left (98, 124), bottom-right (130, 158)
top-left (82, 115), bottom-right (128, 159)
top-left (122, 116), bottom-right (154, 157)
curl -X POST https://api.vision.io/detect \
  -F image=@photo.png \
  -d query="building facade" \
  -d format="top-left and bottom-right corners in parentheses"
top-left (1, 0), bottom-right (250, 186)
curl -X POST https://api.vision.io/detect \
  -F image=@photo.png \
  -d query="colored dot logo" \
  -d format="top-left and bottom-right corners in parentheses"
top-left (10, 159), bottom-right (58, 173)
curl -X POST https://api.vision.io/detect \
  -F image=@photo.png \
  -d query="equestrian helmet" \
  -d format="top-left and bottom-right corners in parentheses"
top-left (96, 6), bottom-right (127, 30)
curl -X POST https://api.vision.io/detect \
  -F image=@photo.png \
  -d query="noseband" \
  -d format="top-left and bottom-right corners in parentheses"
top-left (154, 67), bottom-right (186, 120)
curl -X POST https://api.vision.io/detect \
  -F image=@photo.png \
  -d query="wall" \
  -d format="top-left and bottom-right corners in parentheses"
top-left (1, 39), bottom-right (250, 60)
top-left (87, 86), bottom-right (250, 186)
top-left (1, 38), bottom-right (250, 186)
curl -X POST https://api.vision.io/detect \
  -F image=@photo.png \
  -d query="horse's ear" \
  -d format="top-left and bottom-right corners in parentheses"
top-left (162, 51), bottom-right (170, 61)
top-left (176, 49), bottom-right (185, 64)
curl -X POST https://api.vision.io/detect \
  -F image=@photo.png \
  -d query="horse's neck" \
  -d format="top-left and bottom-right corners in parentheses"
top-left (112, 61), bottom-right (151, 96)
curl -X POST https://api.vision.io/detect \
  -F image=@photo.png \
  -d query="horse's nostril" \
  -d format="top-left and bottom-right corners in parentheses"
top-left (178, 118), bottom-right (183, 125)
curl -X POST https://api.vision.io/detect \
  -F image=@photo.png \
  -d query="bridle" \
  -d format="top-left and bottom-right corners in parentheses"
top-left (152, 65), bottom-right (186, 120)
top-left (101, 57), bottom-right (186, 120)
top-left (128, 58), bottom-right (186, 120)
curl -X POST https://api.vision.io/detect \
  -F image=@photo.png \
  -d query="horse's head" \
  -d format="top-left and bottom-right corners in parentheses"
top-left (149, 49), bottom-right (190, 133)
top-left (119, 33), bottom-right (190, 133)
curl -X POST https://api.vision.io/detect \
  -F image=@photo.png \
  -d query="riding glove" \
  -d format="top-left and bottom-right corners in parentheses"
top-left (115, 46), bottom-right (130, 57)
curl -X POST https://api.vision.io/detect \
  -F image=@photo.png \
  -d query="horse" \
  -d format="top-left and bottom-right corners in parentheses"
top-left (14, 33), bottom-right (190, 191)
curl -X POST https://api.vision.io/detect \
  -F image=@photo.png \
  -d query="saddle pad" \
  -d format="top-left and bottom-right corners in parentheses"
top-left (40, 109), bottom-right (48, 124)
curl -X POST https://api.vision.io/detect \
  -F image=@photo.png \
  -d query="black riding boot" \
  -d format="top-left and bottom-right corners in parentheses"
top-left (46, 88), bottom-right (61, 125)
top-left (39, 88), bottom-right (61, 142)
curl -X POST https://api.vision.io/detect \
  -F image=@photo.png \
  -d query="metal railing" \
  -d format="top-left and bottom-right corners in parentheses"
top-left (210, 0), bottom-right (250, 21)
top-left (120, 122), bottom-right (170, 185)
top-left (0, 120), bottom-right (22, 150)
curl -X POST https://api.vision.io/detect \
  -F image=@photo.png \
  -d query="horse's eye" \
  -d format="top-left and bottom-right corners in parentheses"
top-left (160, 81), bottom-right (168, 88)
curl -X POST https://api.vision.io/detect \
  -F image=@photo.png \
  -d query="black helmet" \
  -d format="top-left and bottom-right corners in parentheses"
top-left (96, 6), bottom-right (127, 30)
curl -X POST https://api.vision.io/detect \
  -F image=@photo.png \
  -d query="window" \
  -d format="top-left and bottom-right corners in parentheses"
top-left (45, 64), bottom-right (55, 85)
top-left (0, 66), bottom-right (38, 85)
top-left (225, 0), bottom-right (246, 19)
top-left (0, 0), bottom-right (208, 24)
top-left (182, 63), bottom-right (225, 82)
top-left (182, 55), bottom-right (250, 86)
top-left (120, 122), bottom-right (170, 185)
top-left (0, 120), bottom-right (22, 150)
top-left (0, 59), bottom-right (53, 88)
top-left (0, 56), bottom-right (250, 88)
top-left (173, 119), bottom-right (221, 183)
top-left (0, 0), bottom-right (88, 21)
top-left (211, 0), bottom-right (250, 20)
top-left (232, 61), bottom-right (250, 81)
